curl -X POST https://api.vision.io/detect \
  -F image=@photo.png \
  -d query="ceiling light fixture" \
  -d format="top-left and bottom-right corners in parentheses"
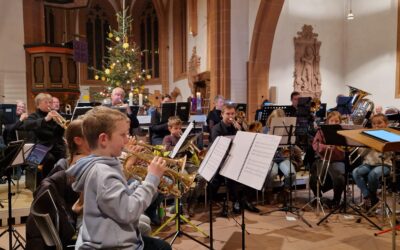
top-left (347, 0), bottom-right (354, 20)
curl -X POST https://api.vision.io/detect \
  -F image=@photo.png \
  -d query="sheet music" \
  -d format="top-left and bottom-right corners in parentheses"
top-left (270, 117), bottom-right (297, 145)
top-left (220, 131), bottom-right (281, 190)
top-left (137, 115), bottom-right (151, 124)
top-left (169, 122), bottom-right (194, 158)
top-left (198, 136), bottom-right (232, 181)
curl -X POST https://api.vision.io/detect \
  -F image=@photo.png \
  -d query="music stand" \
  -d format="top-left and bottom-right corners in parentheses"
top-left (160, 103), bottom-right (177, 123)
top-left (316, 125), bottom-right (381, 230)
top-left (71, 106), bottom-right (92, 120)
top-left (0, 104), bottom-right (17, 125)
top-left (176, 102), bottom-right (190, 122)
top-left (315, 103), bottom-right (327, 119)
top-left (258, 105), bottom-right (292, 125)
top-left (234, 103), bottom-right (247, 113)
top-left (297, 97), bottom-right (312, 118)
top-left (0, 140), bottom-right (26, 250)
top-left (260, 119), bottom-right (312, 227)
top-left (129, 105), bottom-right (140, 116)
top-left (25, 144), bottom-right (51, 192)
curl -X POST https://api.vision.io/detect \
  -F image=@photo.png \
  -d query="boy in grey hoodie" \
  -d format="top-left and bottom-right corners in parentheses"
top-left (66, 106), bottom-right (171, 250)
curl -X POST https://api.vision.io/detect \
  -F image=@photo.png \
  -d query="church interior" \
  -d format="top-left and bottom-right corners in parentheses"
top-left (0, 0), bottom-right (400, 249)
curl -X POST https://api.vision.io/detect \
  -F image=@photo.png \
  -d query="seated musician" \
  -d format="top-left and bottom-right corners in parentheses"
top-left (288, 91), bottom-right (300, 117)
top-left (206, 95), bottom-right (225, 132)
top-left (20, 93), bottom-right (66, 181)
top-left (312, 111), bottom-right (346, 208)
top-left (210, 104), bottom-right (260, 214)
top-left (162, 116), bottom-right (182, 151)
top-left (150, 94), bottom-right (172, 145)
top-left (352, 114), bottom-right (392, 210)
top-left (110, 87), bottom-right (140, 135)
top-left (3, 100), bottom-right (29, 144)
top-left (264, 109), bottom-right (302, 202)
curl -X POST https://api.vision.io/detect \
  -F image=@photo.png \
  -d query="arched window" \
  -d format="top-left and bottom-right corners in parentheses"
top-left (86, 4), bottom-right (110, 80)
top-left (139, 2), bottom-right (159, 79)
top-left (173, 0), bottom-right (187, 80)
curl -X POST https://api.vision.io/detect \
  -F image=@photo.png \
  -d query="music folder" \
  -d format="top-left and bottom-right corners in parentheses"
top-left (199, 131), bottom-right (281, 190)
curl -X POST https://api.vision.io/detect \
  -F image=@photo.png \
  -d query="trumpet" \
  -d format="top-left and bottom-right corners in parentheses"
top-left (48, 108), bottom-right (69, 129)
top-left (123, 153), bottom-right (194, 197)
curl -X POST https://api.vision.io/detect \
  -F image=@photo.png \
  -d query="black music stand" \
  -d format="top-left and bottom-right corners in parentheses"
top-left (316, 125), bottom-right (381, 230)
top-left (176, 102), bottom-right (191, 122)
top-left (0, 140), bottom-right (26, 250)
top-left (71, 106), bottom-right (92, 120)
top-left (160, 103), bottom-right (177, 123)
top-left (260, 123), bottom-right (312, 228)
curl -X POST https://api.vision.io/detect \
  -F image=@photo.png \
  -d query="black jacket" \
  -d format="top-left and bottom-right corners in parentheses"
top-left (26, 159), bottom-right (79, 250)
top-left (150, 110), bottom-right (169, 145)
top-left (20, 109), bottom-right (65, 154)
top-left (210, 121), bottom-right (237, 143)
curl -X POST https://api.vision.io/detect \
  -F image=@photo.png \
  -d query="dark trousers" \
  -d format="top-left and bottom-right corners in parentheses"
top-left (143, 235), bottom-right (171, 250)
top-left (209, 173), bottom-right (247, 202)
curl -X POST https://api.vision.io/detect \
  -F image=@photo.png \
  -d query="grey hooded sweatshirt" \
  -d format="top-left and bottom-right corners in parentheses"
top-left (66, 155), bottom-right (160, 249)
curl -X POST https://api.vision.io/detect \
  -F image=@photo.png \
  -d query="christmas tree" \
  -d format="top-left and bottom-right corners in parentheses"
top-left (92, 8), bottom-right (150, 105)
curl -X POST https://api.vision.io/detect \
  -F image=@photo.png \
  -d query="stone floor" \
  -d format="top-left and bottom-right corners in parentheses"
top-left (0, 174), bottom-right (398, 249)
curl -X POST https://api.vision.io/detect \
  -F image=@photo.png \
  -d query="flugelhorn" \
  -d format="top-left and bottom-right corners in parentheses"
top-left (48, 107), bottom-right (69, 129)
top-left (123, 153), bottom-right (194, 197)
top-left (123, 151), bottom-right (187, 172)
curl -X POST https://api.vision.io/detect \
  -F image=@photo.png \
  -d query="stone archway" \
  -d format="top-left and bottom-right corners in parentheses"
top-left (248, 0), bottom-right (284, 119)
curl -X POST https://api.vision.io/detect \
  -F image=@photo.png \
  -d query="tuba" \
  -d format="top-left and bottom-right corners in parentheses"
top-left (348, 85), bottom-right (374, 125)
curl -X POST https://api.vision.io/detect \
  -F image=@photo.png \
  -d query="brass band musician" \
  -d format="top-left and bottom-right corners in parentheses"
top-left (209, 104), bottom-right (260, 214)
top-left (21, 93), bottom-right (66, 180)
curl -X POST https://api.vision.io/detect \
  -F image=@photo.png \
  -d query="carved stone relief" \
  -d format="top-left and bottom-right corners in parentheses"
top-left (293, 25), bottom-right (321, 98)
top-left (188, 46), bottom-right (201, 95)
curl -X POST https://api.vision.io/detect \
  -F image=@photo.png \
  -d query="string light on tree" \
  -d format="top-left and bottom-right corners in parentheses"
top-left (91, 5), bottom-right (150, 104)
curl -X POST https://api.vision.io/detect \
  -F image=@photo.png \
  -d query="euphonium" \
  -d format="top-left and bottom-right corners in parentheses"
top-left (123, 154), bottom-right (195, 197)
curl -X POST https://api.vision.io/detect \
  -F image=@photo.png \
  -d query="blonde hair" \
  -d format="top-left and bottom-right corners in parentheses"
top-left (34, 93), bottom-right (52, 107)
top-left (248, 121), bottom-right (263, 133)
top-left (168, 116), bottom-right (182, 127)
top-left (326, 111), bottom-right (341, 124)
top-left (266, 109), bottom-right (285, 128)
top-left (82, 106), bottom-right (129, 149)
